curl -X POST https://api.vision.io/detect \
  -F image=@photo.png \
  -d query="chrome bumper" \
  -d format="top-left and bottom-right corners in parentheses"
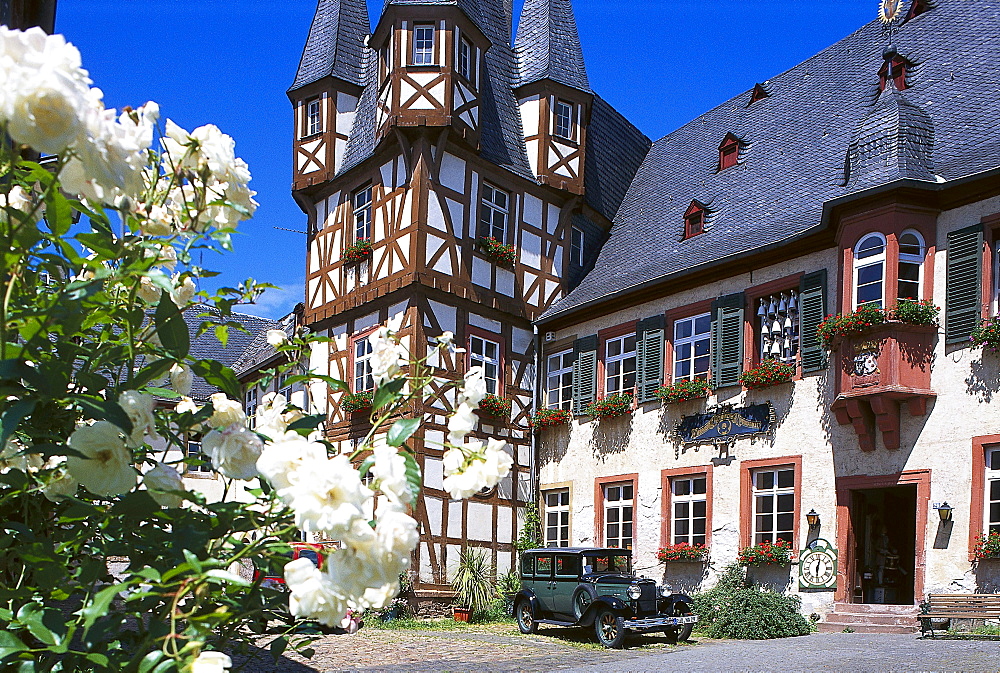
top-left (624, 614), bottom-right (698, 629)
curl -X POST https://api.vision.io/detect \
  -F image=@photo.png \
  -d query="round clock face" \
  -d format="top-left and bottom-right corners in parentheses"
top-left (801, 550), bottom-right (836, 586)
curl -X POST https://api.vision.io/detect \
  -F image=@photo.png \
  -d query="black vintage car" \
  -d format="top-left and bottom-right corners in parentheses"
top-left (513, 548), bottom-right (698, 648)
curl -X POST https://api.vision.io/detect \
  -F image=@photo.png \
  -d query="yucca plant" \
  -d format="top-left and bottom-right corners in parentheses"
top-left (452, 548), bottom-right (497, 618)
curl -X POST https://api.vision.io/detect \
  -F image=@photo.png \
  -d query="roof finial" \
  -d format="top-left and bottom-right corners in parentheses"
top-left (878, 1), bottom-right (904, 88)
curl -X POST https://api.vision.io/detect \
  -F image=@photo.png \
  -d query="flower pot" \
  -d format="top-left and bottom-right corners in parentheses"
top-left (453, 607), bottom-right (471, 622)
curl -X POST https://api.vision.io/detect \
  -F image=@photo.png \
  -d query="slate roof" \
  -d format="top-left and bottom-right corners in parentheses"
top-left (540, 0), bottom-right (1000, 321)
top-left (181, 305), bottom-right (277, 400)
top-left (232, 312), bottom-right (297, 378)
top-left (290, 0), bottom-right (370, 91)
top-left (514, 0), bottom-right (591, 93)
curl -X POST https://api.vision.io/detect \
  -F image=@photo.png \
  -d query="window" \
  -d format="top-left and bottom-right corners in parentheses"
top-left (277, 370), bottom-right (292, 399)
top-left (603, 333), bottom-right (636, 395)
top-left (186, 440), bottom-right (212, 473)
top-left (684, 202), bottom-right (705, 239)
top-left (353, 185), bottom-right (372, 241)
top-left (546, 349), bottom-right (574, 410)
top-left (571, 227), bottom-right (584, 266)
top-left (469, 334), bottom-right (500, 394)
top-left (603, 482), bottom-right (634, 549)
top-left (987, 447), bottom-right (1000, 536)
top-left (305, 98), bottom-right (322, 137)
top-left (479, 183), bottom-right (509, 242)
top-left (671, 476), bottom-right (707, 546)
top-left (879, 56), bottom-right (908, 91)
top-left (853, 233), bottom-right (886, 308)
top-left (554, 100), bottom-right (573, 140)
top-left (458, 38), bottom-right (473, 81)
top-left (749, 83), bottom-right (769, 105)
top-left (755, 291), bottom-right (799, 366)
top-left (752, 467), bottom-right (795, 545)
top-left (718, 134), bottom-right (739, 170)
top-left (543, 488), bottom-right (570, 547)
top-left (354, 336), bottom-right (374, 392)
top-left (413, 24), bottom-right (435, 65)
top-left (673, 313), bottom-right (711, 381)
top-left (555, 553), bottom-right (580, 576)
top-left (245, 387), bottom-right (258, 428)
top-left (897, 229), bottom-right (925, 302)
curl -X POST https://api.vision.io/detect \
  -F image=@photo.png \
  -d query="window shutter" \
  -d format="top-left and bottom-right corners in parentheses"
top-left (799, 269), bottom-right (828, 373)
top-left (945, 224), bottom-right (983, 345)
top-left (711, 292), bottom-right (745, 388)
top-left (635, 315), bottom-right (665, 403)
top-left (571, 335), bottom-right (598, 415)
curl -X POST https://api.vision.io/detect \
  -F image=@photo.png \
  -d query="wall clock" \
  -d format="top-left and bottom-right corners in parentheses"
top-left (799, 538), bottom-right (838, 589)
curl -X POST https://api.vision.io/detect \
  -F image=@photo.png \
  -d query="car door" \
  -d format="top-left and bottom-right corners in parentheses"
top-left (551, 553), bottom-right (582, 620)
top-left (533, 554), bottom-right (555, 614)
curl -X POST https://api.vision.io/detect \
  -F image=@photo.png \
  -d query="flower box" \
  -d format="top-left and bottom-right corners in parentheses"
top-left (971, 317), bottom-right (1000, 353)
top-left (477, 236), bottom-right (516, 268)
top-left (737, 539), bottom-right (793, 566)
top-left (974, 531), bottom-right (1000, 561)
top-left (477, 393), bottom-right (511, 419)
top-left (739, 359), bottom-right (795, 390)
top-left (655, 379), bottom-right (713, 404)
top-left (530, 408), bottom-right (571, 429)
top-left (657, 543), bottom-right (708, 563)
top-left (817, 300), bottom-right (938, 351)
top-left (341, 391), bottom-right (373, 414)
top-left (343, 239), bottom-right (373, 265)
top-left (584, 392), bottom-right (633, 419)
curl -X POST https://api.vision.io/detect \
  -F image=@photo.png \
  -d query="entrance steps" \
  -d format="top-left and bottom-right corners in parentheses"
top-left (817, 602), bottom-right (920, 634)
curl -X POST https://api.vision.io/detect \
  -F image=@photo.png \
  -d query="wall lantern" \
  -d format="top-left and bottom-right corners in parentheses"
top-left (934, 502), bottom-right (953, 522)
top-left (806, 509), bottom-right (820, 528)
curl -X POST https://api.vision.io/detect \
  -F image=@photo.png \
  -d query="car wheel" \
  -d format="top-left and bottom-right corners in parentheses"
top-left (516, 598), bottom-right (537, 634)
top-left (594, 607), bottom-right (626, 649)
top-left (572, 585), bottom-right (596, 620)
top-left (665, 603), bottom-right (694, 643)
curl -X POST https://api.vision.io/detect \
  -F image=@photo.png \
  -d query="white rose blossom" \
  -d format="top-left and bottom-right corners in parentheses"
top-left (284, 557), bottom-right (348, 627)
top-left (118, 390), bottom-right (159, 448)
top-left (169, 363), bottom-right (193, 396)
top-left (266, 329), bottom-right (288, 347)
top-left (207, 392), bottom-right (246, 429)
top-left (201, 423), bottom-right (263, 480)
top-left (0, 438), bottom-right (42, 474)
top-left (144, 462), bottom-right (185, 508)
top-left (0, 185), bottom-right (36, 224)
top-left (255, 433), bottom-right (327, 491)
top-left (442, 438), bottom-right (512, 501)
top-left (275, 454), bottom-right (372, 538)
top-left (253, 392), bottom-right (304, 440)
top-left (368, 326), bottom-right (408, 388)
top-left (66, 421), bottom-right (137, 497)
top-left (136, 276), bottom-right (161, 304)
top-left (372, 440), bottom-right (413, 505)
top-left (189, 651), bottom-right (232, 673)
top-left (169, 274), bottom-right (196, 306)
top-left (41, 457), bottom-right (78, 502)
top-left (446, 402), bottom-right (478, 446)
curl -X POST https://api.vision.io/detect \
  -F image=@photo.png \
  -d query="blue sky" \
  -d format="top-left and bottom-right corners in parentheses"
top-left (56, 0), bottom-right (878, 319)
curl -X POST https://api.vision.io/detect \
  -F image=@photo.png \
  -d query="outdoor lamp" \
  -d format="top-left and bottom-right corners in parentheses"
top-left (936, 502), bottom-right (953, 522)
top-left (806, 509), bottom-right (820, 528)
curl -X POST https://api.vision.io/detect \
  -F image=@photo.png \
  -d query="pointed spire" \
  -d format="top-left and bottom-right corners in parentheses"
top-left (514, 0), bottom-right (591, 93)
top-left (290, 0), bottom-right (370, 92)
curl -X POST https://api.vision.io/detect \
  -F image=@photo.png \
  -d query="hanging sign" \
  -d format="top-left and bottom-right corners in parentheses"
top-left (675, 403), bottom-right (775, 444)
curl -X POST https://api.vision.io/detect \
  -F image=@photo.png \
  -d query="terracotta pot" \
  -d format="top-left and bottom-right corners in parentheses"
top-left (453, 607), bottom-right (471, 622)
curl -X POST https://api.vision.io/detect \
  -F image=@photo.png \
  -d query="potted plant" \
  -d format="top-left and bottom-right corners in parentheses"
top-left (477, 236), bottom-right (517, 268)
top-left (452, 548), bottom-right (496, 622)
top-left (973, 531), bottom-right (1000, 561)
top-left (971, 317), bottom-right (1000, 353)
top-left (657, 542), bottom-right (708, 563)
top-left (816, 300), bottom-right (939, 351)
top-left (341, 390), bottom-right (373, 414)
top-left (739, 358), bottom-right (795, 390)
top-left (529, 408), bottom-right (571, 429)
top-left (584, 392), bottom-right (633, 419)
top-left (737, 539), bottom-right (793, 566)
top-left (478, 393), bottom-right (511, 419)
top-left (655, 379), bottom-right (713, 404)
top-left (343, 239), bottom-right (373, 264)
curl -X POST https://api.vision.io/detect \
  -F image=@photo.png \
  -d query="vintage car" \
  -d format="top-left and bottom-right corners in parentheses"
top-left (513, 547), bottom-right (698, 648)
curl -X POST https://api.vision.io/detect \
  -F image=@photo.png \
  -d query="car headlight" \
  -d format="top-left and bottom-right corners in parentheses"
top-left (659, 585), bottom-right (672, 598)
top-left (627, 585), bottom-right (642, 600)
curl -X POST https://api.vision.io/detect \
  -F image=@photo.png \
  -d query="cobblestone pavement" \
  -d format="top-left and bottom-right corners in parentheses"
top-left (239, 625), bottom-right (1000, 672)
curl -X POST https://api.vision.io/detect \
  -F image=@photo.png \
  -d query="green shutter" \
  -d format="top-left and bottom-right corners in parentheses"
top-left (946, 224), bottom-right (983, 345)
top-left (571, 335), bottom-right (598, 415)
top-left (799, 269), bottom-right (828, 373)
top-left (635, 315), bottom-right (665, 403)
top-left (711, 292), bottom-right (745, 388)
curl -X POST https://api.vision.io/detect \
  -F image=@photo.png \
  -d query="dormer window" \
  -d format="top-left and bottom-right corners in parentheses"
top-left (879, 56), bottom-right (908, 91)
top-left (305, 98), bottom-right (322, 137)
top-left (413, 24), bottom-right (435, 65)
top-left (905, 0), bottom-right (929, 21)
top-left (749, 83), bottom-right (769, 105)
top-left (718, 134), bottom-right (740, 171)
top-left (684, 202), bottom-right (706, 239)
top-left (554, 100), bottom-right (574, 140)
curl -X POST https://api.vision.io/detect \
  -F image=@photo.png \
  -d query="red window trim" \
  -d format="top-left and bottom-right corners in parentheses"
top-left (683, 201), bottom-right (706, 239)
top-left (739, 455), bottom-right (803, 552)
top-left (594, 473), bottom-right (639, 548)
top-left (661, 465), bottom-right (714, 550)
top-left (466, 324), bottom-right (506, 397)
top-left (347, 325), bottom-right (379, 394)
top-left (970, 434), bottom-right (1000, 561)
top-left (744, 272), bottom-right (805, 377)
top-left (718, 134), bottom-right (740, 171)
top-left (665, 298), bottom-right (714, 384)
top-left (597, 320), bottom-right (638, 399)
top-left (983, 213), bottom-right (1000, 318)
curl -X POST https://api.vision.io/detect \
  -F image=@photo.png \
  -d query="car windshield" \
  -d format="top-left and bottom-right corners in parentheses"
top-left (297, 549), bottom-right (320, 566)
top-left (582, 553), bottom-right (631, 575)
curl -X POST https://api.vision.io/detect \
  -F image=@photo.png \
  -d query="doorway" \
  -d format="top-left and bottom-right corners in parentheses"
top-left (850, 485), bottom-right (916, 605)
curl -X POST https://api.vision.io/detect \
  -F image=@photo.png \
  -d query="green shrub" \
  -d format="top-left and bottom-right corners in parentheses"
top-left (691, 564), bottom-right (811, 640)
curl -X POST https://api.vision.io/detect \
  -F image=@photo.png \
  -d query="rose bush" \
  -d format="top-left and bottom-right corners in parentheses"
top-left (0, 26), bottom-right (513, 671)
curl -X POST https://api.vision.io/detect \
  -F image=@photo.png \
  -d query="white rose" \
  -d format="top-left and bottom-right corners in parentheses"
top-left (118, 390), bottom-right (159, 448)
top-left (169, 364), bottom-right (193, 396)
top-left (372, 441), bottom-right (413, 505)
top-left (207, 393), bottom-right (246, 429)
top-left (280, 454), bottom-right (372, 538)
top-left (175, 396), bottom-right (201, 415)
top-left (441, 438), bottom-right (512, 501)
top-left (140, 204), bottom-right (175, 236)
top-left (170, 274), bottom-right (196, 307)
top-left (201, 423), bottom-right (262, 480)
top-left (6, 63), bottom-right (87, 154)
top-left (458, 367), bottom-right (487, 407)
top-left (265, 329), bottom-right (288, 347)
top-left (0, 438), bottom-right (42, 473)
top-left (256, 434), bottom-right (326, 491)
top-left (284, 557), bottom-right (348, 627)
top-left (190, 650), bottom-right (232, 673)
top-left (374, 502), bottom-right (419, 559)
top-left (0, 186), bottom-right (36, 225)
top-left (144, 462), bottom-right (185, 508)
top-left (368, 327), bottom-right (408, 388)
top-left (66, 421), bottom-right (137, 497)
top-left (145, 242), bottom-right (176, 270)
top-left (253, 392), bottom-right (304, 439)
top-left (42, 458), bottom-right (78, 502)
top-left (447, 401), bottom-right (478, 446)
top-left (136, 276), bottom-right (161, 304)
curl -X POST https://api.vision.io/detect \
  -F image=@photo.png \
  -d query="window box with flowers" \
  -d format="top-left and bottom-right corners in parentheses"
top-left (342, 391), bottom-right (373, 414)
top-left (657, 543), bottom-right (708, 563)
top-left (584, 392), bottom-right (633, 419)
top-left (737, 539), bottom-right (794, 566)
top-left (477, 236), bottom-right (517, 268)
top-left (971, 317), bottom-right (1000, 353)
top-left (655, 379), bottom-right (713, 404)
top-left (530, 408), bottom-right (571, 429)
top-left (973, 531), bottom-right (1000, 561)
top-left (740, 359), bottom-right (795, 390)
top-left (478, 393), bottom-right (511, 419)
top-left (816, 300), bottom-right (939, 351)
top-left (343, 239), bottom-right (373, 265)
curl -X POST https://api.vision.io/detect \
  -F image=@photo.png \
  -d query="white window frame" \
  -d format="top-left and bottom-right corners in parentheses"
top-left (305, 98), bottom-right (322, 137)
top-left (469, 334), bottom-right (501, 395)
top-left (603, 482), bottom-right (634, 549)
top-left (458, 37), bottom-right (473, 82)
top-left (245, 387), bottom-right (258, 428)
top-left (354, 336), bottom-right (375, 393)
top-left (853, 232), bottom-right (887, 309)
top-left (987, 446), bottom-right (1000, 536)
top-left (543, 488), bottom-right (571, 547)
top-left (897, 229), bottom-right (925, 303)
top-left (479, 183), bottom-right (509, 242)
top-left (353, 185), bottom-right (372, 241)
top-left (554, 100), bottom-right (573, 140)
top-left (671, 475), bottom-right (707, 546)
top-left (546, 349), bottom-right (574, 410)
top-left (186, 439), bottom-right (212, 474)
top-left (413, 24), bottom-right (435, 65)
top-left (603, 333), bottom-right (636, 396)
top-left (752, 467), bottom-right (796, 545)
top-left (571, 227), bottom-right (584, 266)
top-left (673, 312), bottom-right (712, 381)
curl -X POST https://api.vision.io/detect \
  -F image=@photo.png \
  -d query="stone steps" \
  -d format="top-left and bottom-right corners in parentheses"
top-left (819, 602), bottom-right (920, 634)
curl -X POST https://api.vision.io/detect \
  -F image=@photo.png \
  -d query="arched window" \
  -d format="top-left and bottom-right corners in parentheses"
top-left (854, 233), bottom-right (887, 308)
top-left (897, 229), bottom-right (925, 301)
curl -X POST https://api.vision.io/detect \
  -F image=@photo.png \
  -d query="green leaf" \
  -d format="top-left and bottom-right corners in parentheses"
top-left (215, 324), bottom-right (229, 347)
top-left (204, 568), bottom-right (250, 587)
top-left (43, 188), bottom-right (73, 236)
top-left (358, 456), bottom-right (374, 479)
top-left (286, 414), bottom-right (325, 436)
top-left (132, 358), bottom-right (174, 389)
top-left (84, 653), bottom-right (109, 667)
top-left (371, 378), bottom-right (406, 411)
top-left (387, 418), bottom-right (420, 447)
top-left (80, 583), bottom-right (123, 635)
top-left (132, 566), bottom-right (162, 583)
top-left (154, 294), bottom-right (189, 359)
top-left (75, 232), bottom-right (121, 259)
top-left (192, 360), bottom-right (241, 400)
top-left (182, 549), bottom-right (202, 573)
top-left (269, 636), bottom-right (288, 662)
top-left (144, 386), bottom-right (181, 399)
top-left (402, 450), bottom-right (422, 503)
top-left (0, 399), bottom-right (35, 448)
top-left (0, 631), bottom-right (28, 660)
top-left (75, 396), bottom-right (134, 436)
top-left (16, 603), bottom-right (64, 646)
top-left (138, 650), bottom-right (165, 673)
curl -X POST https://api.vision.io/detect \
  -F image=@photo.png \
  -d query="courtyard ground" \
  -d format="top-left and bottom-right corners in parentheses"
top-left (238, 621), bottom-right (1000, 672)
